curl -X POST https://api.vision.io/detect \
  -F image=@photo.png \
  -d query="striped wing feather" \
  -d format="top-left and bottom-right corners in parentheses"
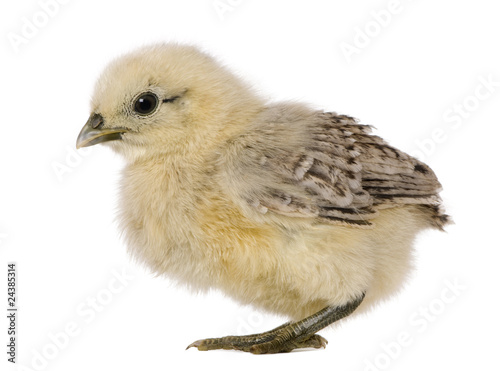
top-left (249, 112), bottom-right (446, 227)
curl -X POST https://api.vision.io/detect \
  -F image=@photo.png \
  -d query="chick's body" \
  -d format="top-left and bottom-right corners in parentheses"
top-left (78, 44), bottom-right (449, 351)
top-left (118, 105), bottom-right (435, 321)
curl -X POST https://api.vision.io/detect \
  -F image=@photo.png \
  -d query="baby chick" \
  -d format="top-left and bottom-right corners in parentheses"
top-left (76, 43), bottom-right (449, 354)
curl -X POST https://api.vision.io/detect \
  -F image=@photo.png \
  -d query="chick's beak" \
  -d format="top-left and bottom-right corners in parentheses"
top-left (76, 113), bottom-right (128, 149)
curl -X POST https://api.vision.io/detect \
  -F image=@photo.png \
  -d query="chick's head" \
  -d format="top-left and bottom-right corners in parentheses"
top-left (77, 43), bottom-right (262, 161)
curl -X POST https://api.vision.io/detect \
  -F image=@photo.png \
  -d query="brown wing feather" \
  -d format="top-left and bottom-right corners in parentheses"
top-left (228, 107), bottom-right (448, 228)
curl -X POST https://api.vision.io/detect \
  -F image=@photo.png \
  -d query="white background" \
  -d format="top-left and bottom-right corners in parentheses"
top-left (1, 0), bottom-right (499, 370)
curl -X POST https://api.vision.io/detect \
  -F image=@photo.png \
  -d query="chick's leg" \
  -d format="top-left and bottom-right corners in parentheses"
top-left (187, 293), bottom-right (365, 354)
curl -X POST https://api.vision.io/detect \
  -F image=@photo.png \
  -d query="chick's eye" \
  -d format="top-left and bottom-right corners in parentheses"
top-left (133, 93), bottom-right (159, 115)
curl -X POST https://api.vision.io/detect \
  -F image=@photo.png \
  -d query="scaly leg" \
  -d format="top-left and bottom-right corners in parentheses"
top-left (187, 293), bottom-right (365, 354)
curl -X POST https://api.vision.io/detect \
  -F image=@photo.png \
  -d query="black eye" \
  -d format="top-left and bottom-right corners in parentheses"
top-left (133, 93), bottom-right (159, 115)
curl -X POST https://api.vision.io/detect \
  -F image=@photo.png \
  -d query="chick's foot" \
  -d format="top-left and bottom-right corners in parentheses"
top-left (186, 293), bottom-right (364, 354)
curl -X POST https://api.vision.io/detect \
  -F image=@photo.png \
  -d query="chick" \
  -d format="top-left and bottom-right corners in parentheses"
top-left (76, 43), bottom-right (449, 354)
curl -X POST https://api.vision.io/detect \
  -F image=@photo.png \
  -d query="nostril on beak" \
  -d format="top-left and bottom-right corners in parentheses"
top-left (90, 113), bottom-right (104, 129)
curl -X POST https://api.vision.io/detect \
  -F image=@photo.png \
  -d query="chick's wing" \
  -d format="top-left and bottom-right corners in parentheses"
top-left (219, 106), bottom-right (443, 227)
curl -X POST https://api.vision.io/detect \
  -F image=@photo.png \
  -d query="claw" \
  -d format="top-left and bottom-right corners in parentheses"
top-left (186, 340), bottom-right (205, 350)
